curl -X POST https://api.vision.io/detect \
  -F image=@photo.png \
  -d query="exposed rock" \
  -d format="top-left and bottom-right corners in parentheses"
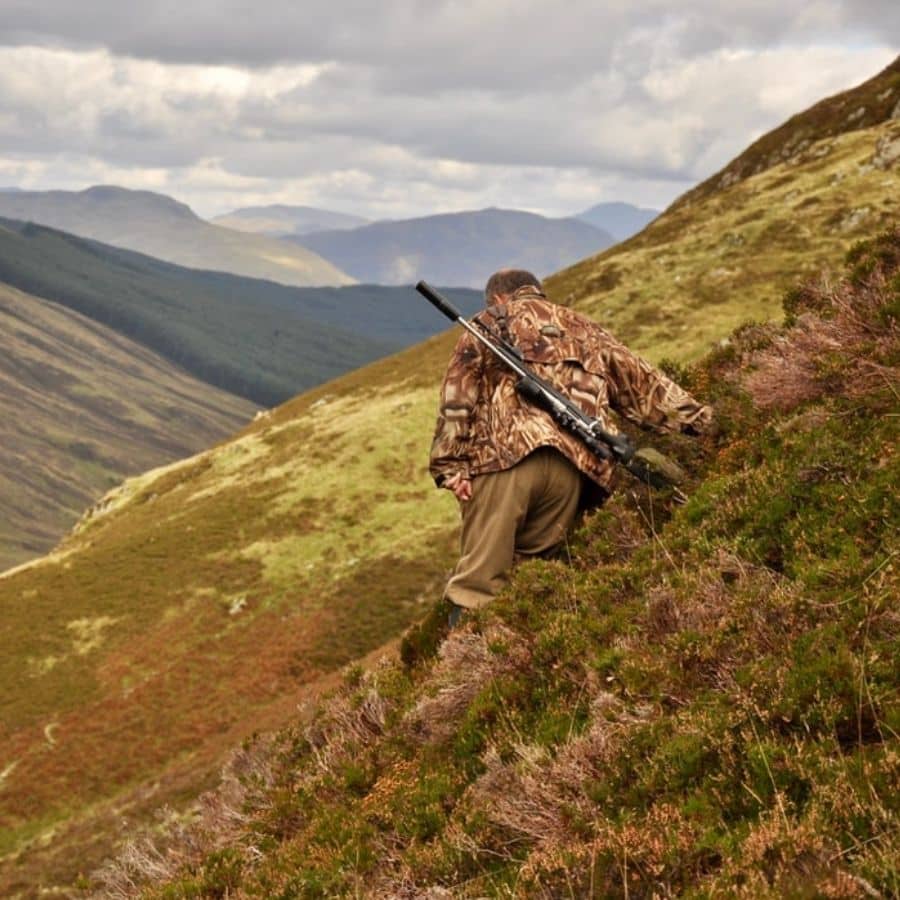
top-left (837, 207), bottom-right (872, 232)
top-left (873, 131), bottom-right (900, 169)
top-left (719, 171), bottom-right (741, 190)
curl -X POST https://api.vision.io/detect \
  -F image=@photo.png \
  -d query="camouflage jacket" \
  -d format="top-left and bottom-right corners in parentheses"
top-left (429, 287), bottom-right (712, 492)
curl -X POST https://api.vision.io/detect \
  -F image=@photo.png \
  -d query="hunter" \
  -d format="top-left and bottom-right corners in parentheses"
top-left (430, 268), bottom-right (712, 624)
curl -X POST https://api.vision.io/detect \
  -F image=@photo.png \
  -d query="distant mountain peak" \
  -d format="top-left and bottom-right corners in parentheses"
top-left (212, 204), bottom-right (369, 237)
top-left (574, 202), bottom-right (660, 242)
top-left (0, 186), bottom-right (352, 286)
top-left (291, 206), bottom-right (615, 288)
top-left (79, 184), bottom-right (199, 220)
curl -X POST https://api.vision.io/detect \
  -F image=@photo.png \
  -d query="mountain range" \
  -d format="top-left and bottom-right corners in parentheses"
top-left (0, 56), bottom-right (898, 896)
top-left (290, 207), bottom-right (615, 287)
top-left (575, 200), bottom-right (660, 240)
top-left (211, 204), bottom-right (370, 236)
top-left (0, 218), bottom-right (481, 570)
top-left (0, 186), bottom-right (352, 287)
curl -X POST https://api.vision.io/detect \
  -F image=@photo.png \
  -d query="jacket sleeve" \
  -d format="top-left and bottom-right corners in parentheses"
top-left (429, 330), bottom-right (484, 486)
top-left (600, 332), bottom-right (713, 435)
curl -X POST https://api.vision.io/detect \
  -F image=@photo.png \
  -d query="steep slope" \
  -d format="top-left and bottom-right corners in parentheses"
top-left (0, 186), bottom-right (352, 287)
top-left (549, 119), bottom-right (900, 363)
top-left (1, 64), bottom-right (897, 895)
top-left (576, 201), bottom-right (660, 241)
top-left (0, 282), bottom-right (256, 571)
top-left (0, 338), bottom-right (465, 896)
top-left (211, 204), bottom-right (369, 237)
top-left (674, 55), bottom-right (900, 210)
top-left (0, 219), bottom-right (481, 407)
top-left (110, 228), bottom-right (899, 899)
top-left (546, 57), bottom-right (900, 363)
top-left (291, 208), bottom-right (615, 287)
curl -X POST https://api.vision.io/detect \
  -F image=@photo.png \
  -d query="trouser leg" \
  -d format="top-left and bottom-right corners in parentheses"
top-left (444, 463), bottom-right (525, 610)
top-left (515, 448), bottom-right (583, 557)
top-left (444, 448), bottom-right (582, 610)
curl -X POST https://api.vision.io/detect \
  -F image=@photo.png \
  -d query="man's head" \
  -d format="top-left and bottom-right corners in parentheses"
top-left (484, 269), bottom-right (544, 303)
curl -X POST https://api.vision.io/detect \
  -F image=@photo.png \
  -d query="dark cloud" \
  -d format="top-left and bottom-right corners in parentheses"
top-left (2, 1), bottom-right (896, 72)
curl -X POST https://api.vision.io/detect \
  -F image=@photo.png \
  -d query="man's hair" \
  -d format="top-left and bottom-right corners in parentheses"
top-left (484, 269), bottom-right (543, 300)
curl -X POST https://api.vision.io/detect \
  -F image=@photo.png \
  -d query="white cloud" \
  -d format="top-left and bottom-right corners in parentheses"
top-left (0, 5), bottom-right (895, 219)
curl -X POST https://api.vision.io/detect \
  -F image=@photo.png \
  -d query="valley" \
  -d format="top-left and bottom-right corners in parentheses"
top-left (0, 53), bottom-right (897, 898)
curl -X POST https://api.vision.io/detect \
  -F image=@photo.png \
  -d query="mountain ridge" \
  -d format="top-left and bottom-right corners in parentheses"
top-left (0, 185), bottom-right (353, 287)
top-left (291, 207), bottom-right (615, 288)
top-left (673, 55), bottom-right (900, 210)
top-left (212, 204), bottom-right (370, 236)
top-left (0, 217), bottom-right (482, 406)
top-left (547, 117), bottom-right (900, 363)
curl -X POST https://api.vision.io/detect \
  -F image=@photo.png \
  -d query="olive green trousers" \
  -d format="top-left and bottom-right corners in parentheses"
top-left (445, 447), bottom-right (583, 610)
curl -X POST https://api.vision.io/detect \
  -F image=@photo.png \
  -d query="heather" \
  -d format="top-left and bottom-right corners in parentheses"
top-left (98, 231), bottom-right (898, 898)
top-left (4, 62), bottom-right (898, 893)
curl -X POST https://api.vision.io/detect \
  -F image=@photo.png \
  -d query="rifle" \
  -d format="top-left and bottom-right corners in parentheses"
top-left (416, 280), bottom-right (685, 492)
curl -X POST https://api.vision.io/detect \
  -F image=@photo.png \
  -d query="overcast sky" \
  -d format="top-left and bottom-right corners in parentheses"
top-left (0, 2), bottom-right (896, 220)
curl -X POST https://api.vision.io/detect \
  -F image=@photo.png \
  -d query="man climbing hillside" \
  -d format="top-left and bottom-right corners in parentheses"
top-left (430, 268), bottom-right (712, 624)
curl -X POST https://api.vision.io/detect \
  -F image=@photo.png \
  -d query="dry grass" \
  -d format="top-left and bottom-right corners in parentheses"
top-left (461, 691), bottom-right (637, 850)
top-left (408, 625), bottom-right (525, 744)
top-left (743, 255), bottom-right (900, 412)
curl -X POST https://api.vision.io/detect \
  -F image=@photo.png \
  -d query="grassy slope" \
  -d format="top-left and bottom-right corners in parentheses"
top-left (0, 339), bottom-right (463, 896)
top-left (0, 283), bottom-right (256, 572)
top-left (114, 227), bottom-right (899, 900)
top-left (0, 65), bottom-right (897, 895)
top-left (0, 219), bottom-right (478, 567)
top-left (0, 220), bottom-right (390, 407)
top-left (546, 118), bottom-right (900, 363)
top-left (0, 186), bottom-right (353, 288)
top-left (0, 219), bottom-right (482, 406)
top-left (674, 55), bottom-right (900, 209)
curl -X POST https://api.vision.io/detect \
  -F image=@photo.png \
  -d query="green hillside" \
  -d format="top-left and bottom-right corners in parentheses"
top-left (102, 228), bottom-right (899, 898)
top-left (547, 56), bottom-right (900, 363)
top-left (0, 62), bottom-right (897, 896)
top-left (0, 219), bottom-right (481, 407)
top-left (675, 56), bottom-right (900, 210)
top-left (0, 186), bottom-right (353, 288)
top-left (0, 283), bottom-right (256, 572)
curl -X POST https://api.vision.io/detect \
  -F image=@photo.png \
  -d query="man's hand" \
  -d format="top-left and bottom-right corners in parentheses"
top-left (444, 472), bottom-right (473, 502)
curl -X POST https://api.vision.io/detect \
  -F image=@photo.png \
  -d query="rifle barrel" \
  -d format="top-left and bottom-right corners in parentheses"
top-left (415, 281), bottom-right (461, 322)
